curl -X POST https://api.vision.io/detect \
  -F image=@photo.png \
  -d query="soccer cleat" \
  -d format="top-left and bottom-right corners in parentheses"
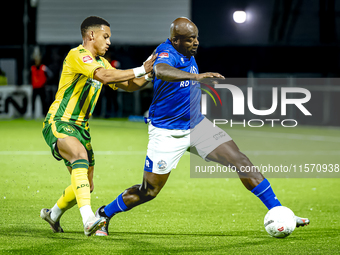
top-left (95, 205), bottom-right (110, 236)
top-left (95, 220), bottom-right (110, 236)
top-left (40, 208), bottom-right (64, 233)
top-left (295, 216), bottom-right (310, 227)
top-left (84, 216), bottom-right (106, 236)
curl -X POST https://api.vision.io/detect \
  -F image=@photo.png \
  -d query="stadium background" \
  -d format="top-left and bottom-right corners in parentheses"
top-left (1, 0), bottom-right (340, 254)
top-left (1, 0), bottom-right (340, 125)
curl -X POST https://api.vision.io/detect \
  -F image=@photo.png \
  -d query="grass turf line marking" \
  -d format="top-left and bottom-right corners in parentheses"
top-left (228, 130), bottom-right (340, 143)
top-left (1, 151), bottom-right (340, 156)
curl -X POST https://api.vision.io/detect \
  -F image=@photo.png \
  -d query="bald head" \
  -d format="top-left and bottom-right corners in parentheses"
top-left (170, 17), bottom-right (197, 38)
top-left (169, 17), bottom-right (199, 57)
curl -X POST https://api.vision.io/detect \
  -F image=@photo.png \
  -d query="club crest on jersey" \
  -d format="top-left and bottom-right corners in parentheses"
top-left (62, 125), bottom-right (75, 134)
top-left (159, 52), bottom-right (169, 58)
top-left (157, 160), bottom-right (167, 170)
top-left (83, 55), bottom-right (93, 63)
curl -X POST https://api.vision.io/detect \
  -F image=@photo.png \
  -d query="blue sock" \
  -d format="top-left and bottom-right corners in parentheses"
top-left (251, 179), bottom-right (281, 210)
top-left (104, 193), bottom-right (129, 218)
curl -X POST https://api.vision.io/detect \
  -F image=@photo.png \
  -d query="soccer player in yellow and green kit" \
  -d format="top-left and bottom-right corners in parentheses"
top-left (40, 16), bottom-right (157, 236)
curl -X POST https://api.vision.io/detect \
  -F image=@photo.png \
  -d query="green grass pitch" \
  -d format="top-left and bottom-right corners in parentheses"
top-left (1, 119), bottom-right (339, 254)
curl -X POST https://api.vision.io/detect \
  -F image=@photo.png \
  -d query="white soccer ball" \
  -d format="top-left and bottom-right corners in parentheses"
top-left (264, 206), bottom-right (296, 238)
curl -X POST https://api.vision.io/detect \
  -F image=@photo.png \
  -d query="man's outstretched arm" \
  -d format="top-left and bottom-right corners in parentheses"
top-left (154, 63), bottom-right (225, 82)
top-left (114, 75), bottom-right (152, 92)
top-left (94, 54), bottom-right (157, 84)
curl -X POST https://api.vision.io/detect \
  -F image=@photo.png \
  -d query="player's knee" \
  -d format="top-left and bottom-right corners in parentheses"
top-left (238, 152), bottom-right (251, 166)
top-left (74, 151), bottom-right (88, 161)
top-left (68, 151), bottom-right (88, 164)
top-left (126, 184), bottom-right (162, 203)
top-left (229, 151), bottom-right (250, 167)
top-left (140, 186), bottom-right (161, 202)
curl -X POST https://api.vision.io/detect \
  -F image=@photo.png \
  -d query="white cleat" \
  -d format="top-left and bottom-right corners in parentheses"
top-left (40, 208), bottom-right (64, 233)
top-left (84, 216), bottom-right (106, 236)
top-left (295, 216), bottom-right (310, 227)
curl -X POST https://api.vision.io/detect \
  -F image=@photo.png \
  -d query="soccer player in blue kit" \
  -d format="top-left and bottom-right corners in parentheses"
top-left (95, 17), bottom-right (310, 236)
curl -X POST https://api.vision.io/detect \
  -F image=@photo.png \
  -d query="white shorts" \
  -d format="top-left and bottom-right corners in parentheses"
top-left (144, 117), bottom-right (232, 174)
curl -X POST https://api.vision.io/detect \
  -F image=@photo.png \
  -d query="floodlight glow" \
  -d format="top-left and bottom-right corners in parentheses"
top-left (233, 11), bottom-right (247, 23)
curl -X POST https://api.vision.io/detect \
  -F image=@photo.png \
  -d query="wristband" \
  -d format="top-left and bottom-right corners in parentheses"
top-left (133, 65), bottom-right (146, 78)
top-left (145, 74), bottom-right (153, 81)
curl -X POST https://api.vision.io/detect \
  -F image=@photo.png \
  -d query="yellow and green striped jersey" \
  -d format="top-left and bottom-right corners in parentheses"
top-left (44, 45), bottom-right (117, 130)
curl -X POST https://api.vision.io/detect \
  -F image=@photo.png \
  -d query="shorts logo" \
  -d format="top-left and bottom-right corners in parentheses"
top-left (63, 125), bottom-right (75, 134)
top-left (144, 156), bottom-right (153, 172)
top-left (159, 52), bottom-right (169, 58)
top-left (157, 160), bottom-right (167, 170)
top-left (213, 131), bottom-right (226, 140)
top-left (85, 142), bottom-right (92, 151)
top-left (76, 183), bottom-right (90, 189)
top-left (83, 55), bottom-right (93, 63)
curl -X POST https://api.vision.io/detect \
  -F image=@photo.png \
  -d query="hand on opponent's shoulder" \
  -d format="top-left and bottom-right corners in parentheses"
top-left (94, 53), bottom-right (157, 85)
top-left (143, 53), bottom-right (158, 74)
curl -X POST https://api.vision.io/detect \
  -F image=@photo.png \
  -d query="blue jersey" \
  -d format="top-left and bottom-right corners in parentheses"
top-left (149, 39), bottom-right (203, 130)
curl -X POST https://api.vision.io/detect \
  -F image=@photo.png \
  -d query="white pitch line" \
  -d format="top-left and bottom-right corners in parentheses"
top-left (0, 151), bottom-right (339, 156)
top-left (228, 130), bottom-right (340, 143)
top-left (243, 150), bottom-right (340, 156)
top-left (0, 151), bottom-right (50, 155)
top-left (0, 151), bottom-right (146, 155)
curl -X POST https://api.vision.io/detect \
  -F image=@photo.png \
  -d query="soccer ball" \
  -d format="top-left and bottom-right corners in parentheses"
top-left (264, 206), bottom-right (296, 238)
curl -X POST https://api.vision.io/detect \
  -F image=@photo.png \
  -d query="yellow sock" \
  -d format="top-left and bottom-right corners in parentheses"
top-left (70, 159), bottom-right (91, 208)
top-left (56, 185), bottom-right (77, 210)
